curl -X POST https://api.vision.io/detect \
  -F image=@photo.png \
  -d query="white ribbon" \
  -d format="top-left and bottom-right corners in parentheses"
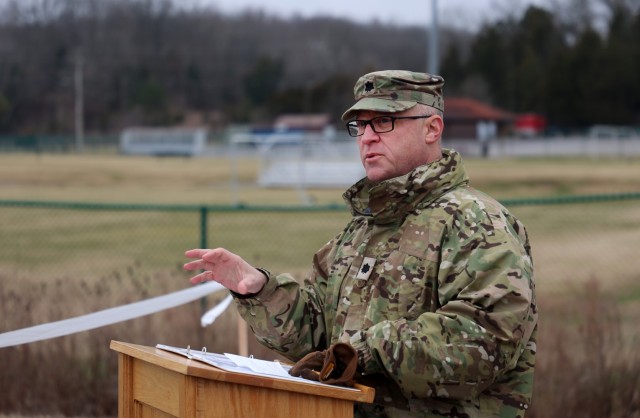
top-left (201, 294), bottom-right (234, 327)
top-left (0, 282), bottom-right (225, 349)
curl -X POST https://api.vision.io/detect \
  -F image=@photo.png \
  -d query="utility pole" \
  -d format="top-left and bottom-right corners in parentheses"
top-left (74, 49), bottom-right (85, 152)
top-left (428, 0), bottom-right (439, 75)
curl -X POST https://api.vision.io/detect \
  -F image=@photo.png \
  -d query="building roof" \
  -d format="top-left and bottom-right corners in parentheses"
top-left (445, 97), bottom-right (515, 122)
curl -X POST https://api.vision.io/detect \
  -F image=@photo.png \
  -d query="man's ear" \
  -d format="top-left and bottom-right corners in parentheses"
top-left (425, 116), bottom-right (444, 144)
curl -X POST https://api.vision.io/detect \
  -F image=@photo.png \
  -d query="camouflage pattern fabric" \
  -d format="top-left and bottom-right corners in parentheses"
top-left (235, 149), bottom-right (538, 417)
top-left (341, 70), bottom-right (445, 121)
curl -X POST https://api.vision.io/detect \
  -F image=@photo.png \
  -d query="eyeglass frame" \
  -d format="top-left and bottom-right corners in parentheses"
top-left (345, 114), bottom-right (435, 137)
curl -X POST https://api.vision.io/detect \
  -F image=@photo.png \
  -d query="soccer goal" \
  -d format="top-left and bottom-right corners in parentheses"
top-left (229, 129), bottom-right (364, 204)
top-left (119, 127), bottom-right (208, 157)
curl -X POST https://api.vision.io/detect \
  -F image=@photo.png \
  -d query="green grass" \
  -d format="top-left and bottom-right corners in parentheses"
top-left (0, 206), bottom-right (352, 283)
top-left (2, 152), bottom-right (639, 295)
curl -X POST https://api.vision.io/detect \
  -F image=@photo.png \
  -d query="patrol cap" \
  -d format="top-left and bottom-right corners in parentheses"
top-left (341, 70), bottom-right (444, 121)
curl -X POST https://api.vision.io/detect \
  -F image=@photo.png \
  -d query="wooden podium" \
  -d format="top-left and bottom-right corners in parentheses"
top-left (110, 341), bottom-right (374, 418)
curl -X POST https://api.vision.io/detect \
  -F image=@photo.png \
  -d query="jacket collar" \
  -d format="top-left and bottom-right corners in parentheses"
top-left (343, 149), bottom-right (469, 224)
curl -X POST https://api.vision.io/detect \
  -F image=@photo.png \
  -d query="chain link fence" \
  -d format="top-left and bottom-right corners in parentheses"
top-left (0, 201), bottom-right (353, 283)
top-left (1, 195), bottom-right (640, 286)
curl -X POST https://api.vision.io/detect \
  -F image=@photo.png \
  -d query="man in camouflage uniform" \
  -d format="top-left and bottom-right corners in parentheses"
top-left (184, 70), bottom-right (538, 417)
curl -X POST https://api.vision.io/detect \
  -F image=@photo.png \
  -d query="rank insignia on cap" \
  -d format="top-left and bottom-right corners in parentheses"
top-left (364, 81), bottom-right (374, 92)
top-left (356, 257), bottom-right (376, 281)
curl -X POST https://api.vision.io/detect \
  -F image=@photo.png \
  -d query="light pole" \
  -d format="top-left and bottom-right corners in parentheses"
top-left (74, 49), bottom-right (85, 152)
top-left (428, 0), bottom-right (439, 75)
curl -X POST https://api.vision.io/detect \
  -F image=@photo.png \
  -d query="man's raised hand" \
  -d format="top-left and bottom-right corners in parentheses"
top-left (183, 248), bottom-right (267, 295)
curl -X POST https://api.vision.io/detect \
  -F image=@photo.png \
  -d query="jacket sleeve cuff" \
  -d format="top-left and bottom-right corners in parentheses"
top-left (232, 268), bottom-right (278, 303)
top-left (349, 329), bottom-right (378, 374)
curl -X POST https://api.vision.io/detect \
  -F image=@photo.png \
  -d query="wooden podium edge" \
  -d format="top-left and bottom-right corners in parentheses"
top-left (110, 340), bottom-right (375, 404)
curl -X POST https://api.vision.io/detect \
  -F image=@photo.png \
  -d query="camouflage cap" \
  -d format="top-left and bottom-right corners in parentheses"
top-left (341, 70), bottom-right (444, 121)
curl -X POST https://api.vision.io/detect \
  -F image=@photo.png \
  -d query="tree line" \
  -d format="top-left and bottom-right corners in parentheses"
top-left (0, 0), bottom-right (638, 135)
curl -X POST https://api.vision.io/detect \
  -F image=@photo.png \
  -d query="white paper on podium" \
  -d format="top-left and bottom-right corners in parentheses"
top-left (224, 352), bottom-right (291, 378)
top-left (156, 344), bottom-right (290, 377)
top-left (155, 343), bottom-right (359, 391)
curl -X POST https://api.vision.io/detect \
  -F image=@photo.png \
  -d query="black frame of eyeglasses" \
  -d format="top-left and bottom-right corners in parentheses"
top-left (345, 115), bottom-right (433, 137)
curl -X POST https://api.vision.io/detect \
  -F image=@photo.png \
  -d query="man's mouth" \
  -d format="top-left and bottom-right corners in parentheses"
top-left (365, 152), bottom-right (381, 161)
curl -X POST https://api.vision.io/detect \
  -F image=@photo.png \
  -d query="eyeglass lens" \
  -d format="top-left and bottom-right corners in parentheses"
top-left (347, 117), bottom-right (393, 136)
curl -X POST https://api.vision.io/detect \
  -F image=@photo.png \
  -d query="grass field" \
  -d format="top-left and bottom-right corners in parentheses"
top-left (1, 151), bottom-right (639, 416)
top-left (2, 152), bottom-right (639, 291)
top-left (1, 152), bottom-right (639, 204)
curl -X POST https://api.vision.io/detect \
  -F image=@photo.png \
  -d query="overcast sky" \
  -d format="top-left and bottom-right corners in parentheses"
top-left (189, 0), bottom-right (552, 30)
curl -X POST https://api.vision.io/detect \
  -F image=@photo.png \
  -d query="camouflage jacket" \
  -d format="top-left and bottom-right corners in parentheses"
top-left (235, 149), bottom-right (538, 418)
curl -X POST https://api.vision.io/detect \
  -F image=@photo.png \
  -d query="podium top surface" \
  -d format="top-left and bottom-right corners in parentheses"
top-left (111, 340), bottom-right (374, 404)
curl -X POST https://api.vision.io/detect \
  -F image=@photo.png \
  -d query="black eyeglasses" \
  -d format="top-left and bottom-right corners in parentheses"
top-left (345, 115), bottom-right (433, 137)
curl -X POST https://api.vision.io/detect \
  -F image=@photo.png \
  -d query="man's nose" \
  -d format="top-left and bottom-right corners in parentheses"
top-left (359, 124), bottom-right (379, 143)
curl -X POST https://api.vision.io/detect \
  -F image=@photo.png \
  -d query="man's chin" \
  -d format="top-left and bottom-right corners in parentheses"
top-left (365, 170), bottom-right (387, 183)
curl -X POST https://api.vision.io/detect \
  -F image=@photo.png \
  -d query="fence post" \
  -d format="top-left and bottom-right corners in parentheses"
top-left (199, 206), bottom-right (208, 249)
top-left (199, 206), bottom-right (208, 315)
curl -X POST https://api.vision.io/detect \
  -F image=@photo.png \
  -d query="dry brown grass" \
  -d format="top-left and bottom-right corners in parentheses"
top-left (2, 153), bottom-right (639, 204)
top-left (529, 279), bottom-right (640, 418)
top-left (2, 270), bottom-right (638, 417)
top-left (464, 156), bottom-right (640, 198)
top-left (0, 265), bottom-right (274, 416)
top-left (0, 153), bottom-right (341, 205)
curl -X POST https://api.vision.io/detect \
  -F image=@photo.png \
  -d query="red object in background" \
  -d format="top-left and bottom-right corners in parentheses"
top-left (515, 113), bottom-right (547, 137)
